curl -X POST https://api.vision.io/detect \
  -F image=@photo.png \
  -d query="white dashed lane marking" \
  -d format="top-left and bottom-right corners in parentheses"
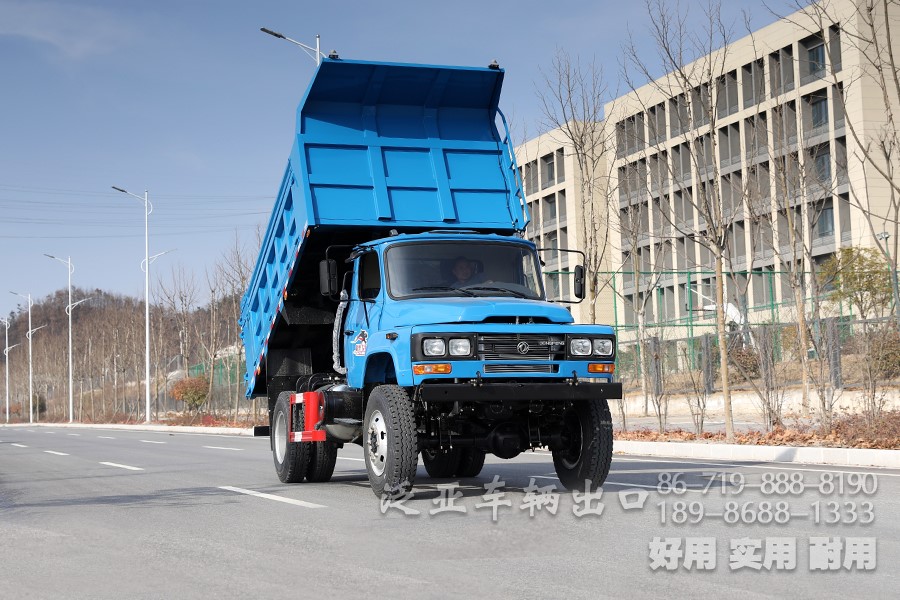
top-left (203, 446), bottom-right (242, 451)
top-left (11, 443), bottom-right (27, 448)
top-left (44, 450), bottom-right (69, 456)
top-left (219, 486), bottom-right (325, 509)
top-left (139, 440), bottom-right (166, 444)
top-left (99, 462), bottom-right (143, 471)
top-left (97, 436), bottom-right (116, 439)
top-left (67, 433), bottom-right (80, 437)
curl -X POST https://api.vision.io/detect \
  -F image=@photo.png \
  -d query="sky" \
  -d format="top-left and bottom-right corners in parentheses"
top-left (0, 0), bottom-right (798, 321)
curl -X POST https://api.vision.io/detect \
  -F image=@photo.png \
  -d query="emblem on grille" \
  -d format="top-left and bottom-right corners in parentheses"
top-left (517, 341), bottom-right (530, 354)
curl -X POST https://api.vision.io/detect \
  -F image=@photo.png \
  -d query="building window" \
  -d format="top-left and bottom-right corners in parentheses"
top-left (545, 231), bottom-right (558, 262)
top-left (814, 150), bottom-right (831, 183)
top-left (816, 202), bottom-right (835, 238)
top-left (545, 195), bottom-right (557, 223)
top-left (716, 70), bottom-right (739, 118)
top-left (829, 25), bottom-right (842, 72)
top-left (556, 149), bottom-right (565, 183)
top-left (801, 34), bottom-right (827, 84)
top-left (742, 59), bottom-right (765, 108)
top-left (811, 93), bottom-right (828, 128)
top-left (525, 160), bottom-right (538, 195)
top-left (808, 43), bottom-right (826, 76)
top-left (541, 153), bottom-right (555, 189)
top-left (770, 45), bottom-right (795, 96)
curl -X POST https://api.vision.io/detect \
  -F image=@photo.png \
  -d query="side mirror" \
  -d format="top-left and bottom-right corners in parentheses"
top-left (573, 265), bottom-right (586, 300)
top-left (319, 259), bottom-right (338, 296)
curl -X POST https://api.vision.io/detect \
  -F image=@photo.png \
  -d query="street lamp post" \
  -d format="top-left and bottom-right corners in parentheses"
top-left (1, 318), bottom-right (20, 423)
top-left (44, 254), bottom-right (91, 423)
top-left (260, 28), bottom-right (329, 65)
top-left (112, 186), bottom-right (153, 423)
top-left (10, 292), bottom-right (45, 423)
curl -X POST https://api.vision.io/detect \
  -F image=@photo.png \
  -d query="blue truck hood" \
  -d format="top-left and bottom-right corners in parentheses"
top-left (382, 297), bottom-right (575, 327)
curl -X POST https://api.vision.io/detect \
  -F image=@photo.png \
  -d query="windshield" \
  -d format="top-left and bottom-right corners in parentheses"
top-left (385, 241), bottom-right (544, 300)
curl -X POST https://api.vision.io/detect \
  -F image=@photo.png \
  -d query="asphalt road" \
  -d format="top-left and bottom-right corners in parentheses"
top-left (1, 425), bottom-right (897, 599)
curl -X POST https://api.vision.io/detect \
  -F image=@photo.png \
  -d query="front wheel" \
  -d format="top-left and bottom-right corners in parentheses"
top-left (552, 398), bottom-right (613, 491)
top-left (364, 385), bottom-right (418, 497)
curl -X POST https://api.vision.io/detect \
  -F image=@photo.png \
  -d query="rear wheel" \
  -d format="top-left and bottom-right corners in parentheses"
top-left (306, 441), bottom-right (338, 482)
top-left (272, 392), bottom-right (309, 483)
top-left (552, 398), bottom-right (613, 491)
top-left (455, 448), bottom-right (486, 478)
top-left (422, 448), bottom-right (461, 478)
top-left (364, 385), bottom-right (418, 497)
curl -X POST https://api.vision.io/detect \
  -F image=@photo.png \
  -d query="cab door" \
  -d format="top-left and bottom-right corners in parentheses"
top-left (344, 251), bottom-right (384, 378)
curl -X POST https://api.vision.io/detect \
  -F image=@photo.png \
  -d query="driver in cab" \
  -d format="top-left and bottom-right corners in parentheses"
top-left (450, 256), bottom-right (487, 288)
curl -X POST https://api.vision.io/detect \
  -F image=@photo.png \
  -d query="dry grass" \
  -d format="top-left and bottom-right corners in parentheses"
top-left (615, 410), bottom-right (900, 449)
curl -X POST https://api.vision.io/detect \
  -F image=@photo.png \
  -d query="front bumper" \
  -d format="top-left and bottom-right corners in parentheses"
top-left (415, 381), bottom-right (623, 403)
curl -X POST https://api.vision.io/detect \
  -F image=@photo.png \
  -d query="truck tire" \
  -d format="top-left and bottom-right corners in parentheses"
top-left (272, 392), bottom-right (309, 483)
top-left (552, 398), bottom-right (613, 492)
top-left (306, 441), bottom-right (338, 482)
top-left (455, 448), bottom-right (486, 478)
top-left (422, 448), bottom-right (461, 478)
top-left (364, 385), bottom-right (418, 497)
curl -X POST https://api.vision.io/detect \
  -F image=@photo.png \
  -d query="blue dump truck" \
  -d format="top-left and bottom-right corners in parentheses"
top-left (240, 58), bottom-right (622, 497)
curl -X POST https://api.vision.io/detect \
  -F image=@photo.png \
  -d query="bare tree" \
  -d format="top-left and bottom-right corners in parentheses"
top-left (619, 0), bottom-right (739, 439)
top-left (538, 49), bottom-right (617, 324)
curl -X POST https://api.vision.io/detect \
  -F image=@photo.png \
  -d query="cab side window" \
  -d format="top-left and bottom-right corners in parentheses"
top-left (359, 252), bottom-right (381, 300)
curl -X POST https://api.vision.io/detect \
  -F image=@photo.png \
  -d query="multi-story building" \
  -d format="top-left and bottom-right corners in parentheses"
top-left (515, 128), bottom-right (614, 325)
top-left (604, 0), bottom-right (893, 344)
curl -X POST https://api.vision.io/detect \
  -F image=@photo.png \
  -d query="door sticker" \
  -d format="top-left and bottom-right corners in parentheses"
top-left (353, 330), bottom-right (368, 356)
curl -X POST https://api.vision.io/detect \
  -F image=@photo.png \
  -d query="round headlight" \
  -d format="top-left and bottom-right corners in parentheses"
top-left (449, 338), bottom-right (471, 356)
top-left (593, 339), bottom-right (614, 356)
top-left (570, 338), bottom-right (592, 356)
top-left (423, 338), bottom-right (446, 357)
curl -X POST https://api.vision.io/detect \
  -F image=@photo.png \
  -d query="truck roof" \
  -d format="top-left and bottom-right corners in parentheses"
top-left (359, 231), bottom-right (536, 248)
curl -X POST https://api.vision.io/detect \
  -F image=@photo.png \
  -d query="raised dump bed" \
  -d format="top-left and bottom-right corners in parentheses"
top-left (240, 59), bottom-right (526, 398)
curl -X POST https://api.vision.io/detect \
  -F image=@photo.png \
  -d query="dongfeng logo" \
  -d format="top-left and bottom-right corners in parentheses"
top-left (517, 342), bottom-right (530, 354)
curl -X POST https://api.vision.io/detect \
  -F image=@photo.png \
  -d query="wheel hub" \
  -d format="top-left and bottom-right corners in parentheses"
top-left (274, 411), bottom-right (287, 464)
top-left (559, 410), bottom-right (583, 470)
top-left (366, 409), bottom-right (388, 476)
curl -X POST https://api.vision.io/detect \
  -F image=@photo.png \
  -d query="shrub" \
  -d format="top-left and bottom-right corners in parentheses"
top-left (870, 328), bottom-right (900, 380)
top-left (172, 376), bottom-right (210, 411)
top-left (729, 346), bottom-right (761, 381)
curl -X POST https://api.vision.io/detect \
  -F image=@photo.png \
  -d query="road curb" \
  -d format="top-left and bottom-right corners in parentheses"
top-left (0, 422), bottom-right (256, 437)
top-left (614, 440), bottom-right (900, 469)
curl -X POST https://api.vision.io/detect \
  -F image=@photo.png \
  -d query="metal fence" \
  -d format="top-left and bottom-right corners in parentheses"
top-left (604, 268), bottom-right (900, 398)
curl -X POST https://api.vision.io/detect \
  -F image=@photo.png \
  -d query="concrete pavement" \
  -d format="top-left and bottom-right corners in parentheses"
top-left (1, 425), bottom-right (897, 598)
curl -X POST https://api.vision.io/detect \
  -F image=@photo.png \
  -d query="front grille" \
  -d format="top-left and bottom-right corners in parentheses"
top-left (477, 334), bottom-right (566, 361)
top-left (483, 364), bottom-right (559, 373)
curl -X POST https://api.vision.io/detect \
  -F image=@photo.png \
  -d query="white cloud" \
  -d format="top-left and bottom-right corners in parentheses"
top-left (0, 0), bottom-right (132, 60)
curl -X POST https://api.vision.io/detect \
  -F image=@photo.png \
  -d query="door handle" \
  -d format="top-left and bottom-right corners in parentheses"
top-left (344, 330), bottom-right (354, 336)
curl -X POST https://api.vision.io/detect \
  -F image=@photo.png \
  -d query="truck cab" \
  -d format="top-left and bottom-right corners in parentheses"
top-left (337, 232), bottom-right (616, 390)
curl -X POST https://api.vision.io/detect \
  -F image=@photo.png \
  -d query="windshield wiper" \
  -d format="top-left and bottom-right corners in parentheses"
top-left (411, 286), bottom-right (477, 297)
top-left (464, 286), bottom-right (530, 299)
